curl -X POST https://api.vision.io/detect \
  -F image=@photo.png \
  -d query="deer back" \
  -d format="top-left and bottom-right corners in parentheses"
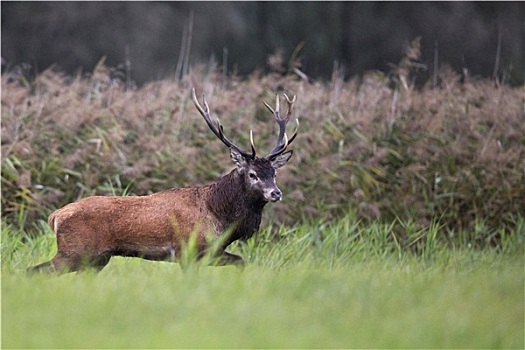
top-left (49, 186), bottom-right (219, 254)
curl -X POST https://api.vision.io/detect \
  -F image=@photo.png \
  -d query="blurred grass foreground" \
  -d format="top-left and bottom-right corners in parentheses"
top-left (1, 53), bottom-right (524, 246)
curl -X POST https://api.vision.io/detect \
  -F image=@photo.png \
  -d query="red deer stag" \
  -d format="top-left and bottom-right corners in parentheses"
top-left (30, 88), bottom-right (298, 273)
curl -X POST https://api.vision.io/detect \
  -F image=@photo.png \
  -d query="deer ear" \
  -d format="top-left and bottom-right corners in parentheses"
top-left (230, 147), bottom-right (249, 170)
top-left (270, 150), bottom-right (293, 169)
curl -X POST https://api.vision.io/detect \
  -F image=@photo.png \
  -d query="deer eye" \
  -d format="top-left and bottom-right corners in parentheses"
top-left (248, 171), bottom-right (258, 181)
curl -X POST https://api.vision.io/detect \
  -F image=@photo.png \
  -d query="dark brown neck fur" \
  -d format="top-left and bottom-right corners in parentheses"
top-left (206, 169), bottom-right (267, 243)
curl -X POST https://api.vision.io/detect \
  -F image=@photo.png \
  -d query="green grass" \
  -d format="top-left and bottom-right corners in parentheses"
top-left (2, 215), bottom-right (524, 348)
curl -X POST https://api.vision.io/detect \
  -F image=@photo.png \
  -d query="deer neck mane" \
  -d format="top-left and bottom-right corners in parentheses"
top-left (206, 169), bottom-right (266, 240)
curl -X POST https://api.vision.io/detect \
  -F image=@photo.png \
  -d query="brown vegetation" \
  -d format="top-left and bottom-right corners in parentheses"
top-left (2, 59), bottom-right (524, 242)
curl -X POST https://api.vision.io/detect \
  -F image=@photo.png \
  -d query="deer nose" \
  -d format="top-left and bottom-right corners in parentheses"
top-left (270, 189), bottom-right (282, 202)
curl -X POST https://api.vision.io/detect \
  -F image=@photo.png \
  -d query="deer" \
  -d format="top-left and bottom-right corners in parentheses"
top-left (30, 88), bottom-right (299, 274)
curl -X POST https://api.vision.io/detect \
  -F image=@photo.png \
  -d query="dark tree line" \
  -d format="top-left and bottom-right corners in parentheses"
top-left (2, 1), bottom-right (523, 85)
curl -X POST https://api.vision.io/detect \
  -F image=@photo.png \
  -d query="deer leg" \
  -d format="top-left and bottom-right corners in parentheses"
top-left (29, 260), bottom-right (55, 274)
top-left (51, 254), bottom-right (85, 273)
top-left (216, 251), bottom-right (245, 267)
top-left (26, 254), bottom-right (81, 274)
top-left (88, 253), bottom-right (112, 271)
top-left (27, 253), bottom-right (82, 274)
top-left (47, 252), bottom-right (111, 274)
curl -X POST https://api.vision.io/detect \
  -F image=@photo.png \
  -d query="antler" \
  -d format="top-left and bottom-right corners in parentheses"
top-left (264, 93), bottom-right (299, 159)
top-left (192, 88), bottom-right (256, 159)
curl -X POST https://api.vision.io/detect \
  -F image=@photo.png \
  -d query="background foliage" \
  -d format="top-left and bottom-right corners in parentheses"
top-left (2, 43), bottom-right (524, 245)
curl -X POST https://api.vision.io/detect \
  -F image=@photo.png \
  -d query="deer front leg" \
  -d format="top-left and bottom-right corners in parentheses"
top-left (216, 251), bottom-right (245, 267)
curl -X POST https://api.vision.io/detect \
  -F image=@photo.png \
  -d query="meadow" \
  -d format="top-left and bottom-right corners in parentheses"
top-left (2, 214), bottom-right (524, 349)
top-left (2, 45), bottom-right (524, 348)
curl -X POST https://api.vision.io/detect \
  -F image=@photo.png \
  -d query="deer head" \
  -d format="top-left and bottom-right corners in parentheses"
top-left (192, 88), bottom-right (299, 203)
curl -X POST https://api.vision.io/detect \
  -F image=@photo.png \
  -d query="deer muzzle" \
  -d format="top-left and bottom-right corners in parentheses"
top-left (264, 188), bottom-right (282, 202)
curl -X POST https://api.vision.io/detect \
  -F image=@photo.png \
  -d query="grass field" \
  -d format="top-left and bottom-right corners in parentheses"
top-left (2, 215), bottom-right (524, 349)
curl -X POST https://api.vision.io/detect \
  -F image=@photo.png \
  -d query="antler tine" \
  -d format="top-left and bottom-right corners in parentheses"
top-left (265, 93), bottom-right (299, 159)
top-left (249, 130), bottom-right (256, 156)
top-left (286, 118), bottom-right (299, 144)
top-left (192, 88), bottom-right (255, 159)
top-left (263, 101), bottom-right (275, 114)
top-left (283, 93), bottom-right (296, 122)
